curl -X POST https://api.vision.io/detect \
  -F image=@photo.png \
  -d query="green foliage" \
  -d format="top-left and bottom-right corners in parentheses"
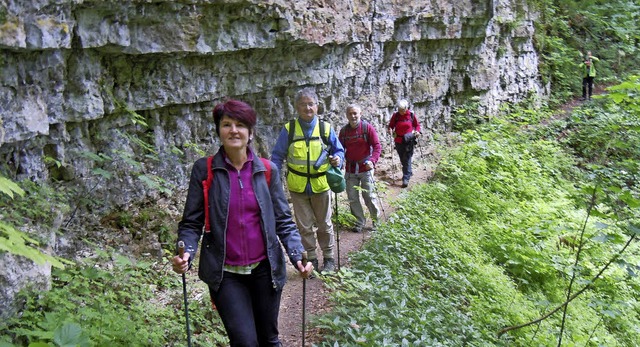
top-left (0, 222), bottom-right (67, 269)
top-left (69, 97), bottom-right (179, 210)
top-left (182, 141), bottom-right (207, 158)
top-left (334, 194), bottom-right (356, 228)
top-left (533, 0), bottom-right (640, 104)
top-left (606, 74), bottom-right (640, 112)
top-left (0, 175), bottom-right (25, 199)
top-left (312, 88), bottom-right (640, 345)
top-left (0, 180), bottom-right (71, 229)
top-left (0, 178), bottom-right (69, 269)
top-left (0, 248), bottom-right (228, 346)
top-left (452, 96), bottom-right (483, 132)
top-left (99, 204), bottom-right (174, 245)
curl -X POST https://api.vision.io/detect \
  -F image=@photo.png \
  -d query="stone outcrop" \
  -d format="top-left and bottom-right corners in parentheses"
top-left (0, 0), bottom-right (542, 318)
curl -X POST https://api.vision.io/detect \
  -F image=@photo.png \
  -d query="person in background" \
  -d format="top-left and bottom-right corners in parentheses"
top-left (271, 88), bottom-right (345, 275)
top-left (580, 50), bottom-right (600, 100)
top-left (171, 99), bottom-right (313, 347)
top-left (338, 104), bottom-right (382, 233)
top-left (388, 99), bottom-right (421, 188)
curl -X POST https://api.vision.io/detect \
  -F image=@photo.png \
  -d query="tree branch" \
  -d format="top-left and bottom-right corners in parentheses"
top-left (497, 233), bottom-right (636, 338)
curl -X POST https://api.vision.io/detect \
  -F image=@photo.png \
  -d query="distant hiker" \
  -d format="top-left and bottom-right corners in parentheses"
top-left (388, 99), bottom-right (422, 188)
top-left (338, 104), bottom-right (382, 232)
top-left (271, 88), bottom-right (345, 274)
top-left (172, 99), bottom-right (313, 346)
top-left (580, 50), bottom-right (600, 100)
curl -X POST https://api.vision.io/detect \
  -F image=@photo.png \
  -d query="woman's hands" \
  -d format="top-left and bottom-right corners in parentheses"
top-left (296, 260), bottom-right (314, 279)
top-left (172, 253), bottom-right (190, 274)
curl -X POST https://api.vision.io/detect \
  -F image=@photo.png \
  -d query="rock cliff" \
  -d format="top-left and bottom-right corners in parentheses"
top-left (0, 0), bottom-right (542, 318)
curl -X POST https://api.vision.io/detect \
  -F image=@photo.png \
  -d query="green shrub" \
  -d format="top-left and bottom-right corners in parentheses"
top-left (0, 249), bottom-right (228, 346)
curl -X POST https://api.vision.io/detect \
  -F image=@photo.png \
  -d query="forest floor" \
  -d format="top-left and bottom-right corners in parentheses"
top-left (277, 87), bottom-right (608, 346)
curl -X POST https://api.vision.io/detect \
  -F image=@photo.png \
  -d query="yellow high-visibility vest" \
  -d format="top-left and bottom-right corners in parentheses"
top-left (285, 120), bottom-right (331, 193)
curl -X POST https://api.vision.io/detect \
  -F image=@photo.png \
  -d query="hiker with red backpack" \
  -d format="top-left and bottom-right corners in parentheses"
top-left (388, 99), bottom-right (422, 188)
top-left (271, 88), bottom-right (345, 275)
top-left (171, 99), bottom-right (312, 347)
top-left (338, 104), bottom-right (382, 233)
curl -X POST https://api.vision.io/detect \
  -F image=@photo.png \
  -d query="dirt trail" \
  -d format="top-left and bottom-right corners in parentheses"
top-left (277, 139), bottom-right (437, 346)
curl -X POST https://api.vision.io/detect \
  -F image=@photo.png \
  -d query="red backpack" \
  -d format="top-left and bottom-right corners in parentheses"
top-left (201, 156), bottom-right (272, 232)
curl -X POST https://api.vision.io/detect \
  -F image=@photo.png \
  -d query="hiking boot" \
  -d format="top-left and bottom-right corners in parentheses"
top-left (350, 226), bottom-right (363, 233)
top-left (322, 258), bottom-right (336, 273)
top-left (401, 179), bottom-right (409, 188)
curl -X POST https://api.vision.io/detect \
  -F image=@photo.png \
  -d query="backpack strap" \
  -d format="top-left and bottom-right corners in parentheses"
top-left (361, 120), bottom-right (369, 143)
top-left (260, 157), bottom-right (272, 187)
top-left (202, 156), bottom-right (272, 233)
top-left (287, 119), bottom-right (331, 147)
top-left (319, 120), bottom-right (329, 146)
top-left (287, 119), bottom-right (296, 147)
top-left (340, 120), bottom-right (369, 143)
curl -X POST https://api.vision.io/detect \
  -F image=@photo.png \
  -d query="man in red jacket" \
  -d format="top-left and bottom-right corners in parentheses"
top-left (339, 104), bottom-right (382, 232)
top-left (388, 99), bottom-right (421, 188)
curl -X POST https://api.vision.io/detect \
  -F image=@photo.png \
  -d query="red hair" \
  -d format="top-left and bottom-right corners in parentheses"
top-left (212, 99), bottom-right (257, 136)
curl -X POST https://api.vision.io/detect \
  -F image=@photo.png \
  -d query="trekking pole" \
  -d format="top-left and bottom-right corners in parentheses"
top-left (389, 139), bottom-right (398, 185)
top-left (301, 251), bottom-right (308, 347)
top-left (418, 130), bottom-right (433, 172)
top-left (334, 192), bottom-right (341, 271)
top-left (369, 173), bottom-right (386, 220)
top-left (417, 135), bottom-right (427, 172)
top-left (417, 134), bottom-right (425, 158)
top-left (177, 241), bottom-right (192, 347)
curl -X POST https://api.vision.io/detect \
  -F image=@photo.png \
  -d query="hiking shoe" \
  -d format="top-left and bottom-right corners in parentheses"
top-left (322, 258), bottom-right (336, 273)
top-left (350, 226), bottom-right (363, 233)
top-left (401, 180), bottom-right (409, 188)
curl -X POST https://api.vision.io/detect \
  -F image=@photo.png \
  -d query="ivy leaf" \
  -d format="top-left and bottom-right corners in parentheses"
top-left (591, 232), bottom-right (615, 243)
top-left (589, 208), bottom-right (609, 218)
top-left (627, 223), bottom-right (640, 236)
top-left (619, 191), bottom-right (640, 208)
top-left (594, 222), bottom-right (609, 230)
top-left (53, 322), bottom-right (87, 347)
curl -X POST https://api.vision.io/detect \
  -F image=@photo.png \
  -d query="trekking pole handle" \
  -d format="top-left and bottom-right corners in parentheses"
top-left (178, 241), bottom-right (185, 258)
top-left (301, 251), bottom-right (308, 266)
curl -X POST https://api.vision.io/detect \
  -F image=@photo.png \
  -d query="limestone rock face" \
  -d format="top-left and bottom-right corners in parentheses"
top-left (1, 0), bottom-right (540, 149)
top-left (0, 0), bottom-right (542, 317)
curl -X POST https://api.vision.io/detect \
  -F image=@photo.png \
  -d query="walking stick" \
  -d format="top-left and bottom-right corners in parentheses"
top-left (389, 138), bottom-right (398, 185)
top-left (416, 134), bottom-right (427, 171)
top-left (334, 192), bottom-right (341, 271)
top-left (369, 172), bottom-right (386, 220)
top-left (301, 251), bottom-right (308, 347)
top-left (177, 241), bottom-right (192, 347)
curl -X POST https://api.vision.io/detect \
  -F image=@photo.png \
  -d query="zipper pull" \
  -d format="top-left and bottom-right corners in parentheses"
top-left (237, 171), bottom-right (243, 189)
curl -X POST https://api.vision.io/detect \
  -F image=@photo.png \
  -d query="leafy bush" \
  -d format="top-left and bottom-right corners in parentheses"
top-left (533, 0), bottom-right (640, 104)
top-left (311, 85), bottom-right (640, 346)
top-left (0, 177), bottom-right (69, 269)
top-left (0, 248), bottom-right (227, 346)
